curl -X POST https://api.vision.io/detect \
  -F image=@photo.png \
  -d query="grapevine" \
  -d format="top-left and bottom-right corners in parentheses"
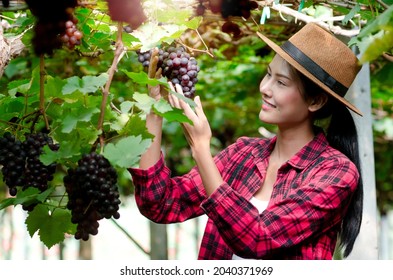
top-left (63, 152), bottom-right (121, 241)
top-left (137, 45), bottom-right (200, 99)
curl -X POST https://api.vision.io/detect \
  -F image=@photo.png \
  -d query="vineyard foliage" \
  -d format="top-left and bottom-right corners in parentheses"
top-left (0, 0), bottom-right (392, 248)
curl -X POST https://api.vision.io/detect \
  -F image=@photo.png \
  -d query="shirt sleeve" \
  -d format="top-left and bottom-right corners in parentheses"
top-left (128, 138), bottom-right (249, 224)
top-left (200, 155), bottom-right (360, 259)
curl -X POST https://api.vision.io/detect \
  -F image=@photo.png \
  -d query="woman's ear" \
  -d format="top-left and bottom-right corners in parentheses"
top-left (308, 93), bottom-right (328, 112)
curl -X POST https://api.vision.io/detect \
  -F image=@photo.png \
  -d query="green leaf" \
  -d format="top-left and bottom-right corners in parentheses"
top-left (118, 114), bottom-right (153, 138)
top-left (62, 73), bottom-right (108, 95)
top-left (156, 107), bottom-right (192, 124)
top-left (132, 92), bottom-right (156, 113)
top-left (349, 5), bottom-right (393, 63)
top-left (61, 106), bottom-right (100, 133)
top-left (41, 138), bottom-right (86, 165)
top-left (342, 3), bottom-right (360, 25)
top-left (120, 101), bottom-right (134, 113)
top-left (170, 89), bottom-right (196, 107)
top-left (131, 22), bottom-right (187, 52)
top-left (153, 98), bottom-right (172, 114)
top-left (184, 16), bottom-right (203, 30)
top-left (25, 205), bottom-right (76, 249)
top-left (122, 70), bottom-right (168, 87)
top-left (103, 135), bottom-right (152, 168)
top-left (156, 9), bottom-right (193, 24)
top-left (0, 187), bottom-right (53, 211)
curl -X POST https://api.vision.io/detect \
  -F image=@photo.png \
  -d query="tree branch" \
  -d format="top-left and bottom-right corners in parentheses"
top-left (268, 2), bottom-right (360, 37)
top-left (97, 21), bottom-right (125, 151)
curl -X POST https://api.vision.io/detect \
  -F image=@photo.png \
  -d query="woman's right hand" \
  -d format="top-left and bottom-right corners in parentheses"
top-left (148, 48), bottom-right (167, 101)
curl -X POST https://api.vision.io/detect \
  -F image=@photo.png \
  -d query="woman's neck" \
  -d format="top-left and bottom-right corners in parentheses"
top-left (272, 125), bottom-right (315, 162)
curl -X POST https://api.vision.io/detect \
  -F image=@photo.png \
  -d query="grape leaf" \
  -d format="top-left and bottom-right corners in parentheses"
top-left (40, 139), bottom-right (82, 165)
top-left (118, 114), bottom-right (153, 138)
top-left (25, 204), bottom-right (76, 249)
top-left (349, 5), bottom-right (393, 63)
top-left (103, 135), bottom-right (152, 168)
top-left (342, 3), bottom-right (360, 25)
top-left (154, 107), bottom-right (192, 124)
top-left (122, 70), bottom-right (168, 87)
top-left (132, 92), bottom-right (155, 113)
top-left (61, 106), bottom-right (100, 133)
top-left (120, 100), bottom-right (134, 113)
top-left (0, 187), bottom-right (53, 210)
top-left (153, 98), bottom-right (172, 114)
top-left (62, 73), bottom-right (108, 95)
top-left (131, 22), bottom-right (187, 52)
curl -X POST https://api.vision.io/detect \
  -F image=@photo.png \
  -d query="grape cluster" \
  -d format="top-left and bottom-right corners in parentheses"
top-left (22, 133), bottom-right (59, 192)
top-left (0, 132), bottom-right (59, 200)
top-left (0, 132), bottom-right (27, 196)
top-left (60, 16), bottom-right (83, 50)
top-left (63, 152), bottom-right (121, 241)
top-left (137, 46), bottom-right (200, 99)
top-left (24, 0), bottom-right (79, 55)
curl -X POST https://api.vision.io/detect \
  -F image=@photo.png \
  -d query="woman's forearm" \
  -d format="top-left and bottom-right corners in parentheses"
top-left (139, 112), bottom-right (163, 169)
top-left (192, 146), bottom-right (224, 196)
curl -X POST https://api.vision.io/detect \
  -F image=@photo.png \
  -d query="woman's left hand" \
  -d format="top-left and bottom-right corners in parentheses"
top-left (168, 82), bottom-right (212, 155)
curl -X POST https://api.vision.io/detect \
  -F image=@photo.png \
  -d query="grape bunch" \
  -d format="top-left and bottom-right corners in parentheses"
top-left (0, 132), bottom-right (27, 196)
top-left (63, 152), bottom-right (121, 241)
top-left (22, 133), bottom-right (59, 192)
top-left (0, 132), bottom-right (59, 203)
top-left (137, 46), bottom-right (200, 99)
top-left (24, 0), bottom-right (79, 55)
top-left (60, 16), bottom-right (83, 50)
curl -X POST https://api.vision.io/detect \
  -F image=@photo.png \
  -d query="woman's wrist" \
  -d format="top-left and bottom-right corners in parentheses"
top-left (191, 142), bottom-right (212, 162)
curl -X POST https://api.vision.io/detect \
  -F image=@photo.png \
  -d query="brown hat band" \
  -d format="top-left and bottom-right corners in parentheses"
top-left (281, 41), bottom-right (348, 97)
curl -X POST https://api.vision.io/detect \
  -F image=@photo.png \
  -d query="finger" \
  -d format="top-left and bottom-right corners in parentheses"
top-left (193, 96), bottom-right (206, 120)
top-left (168, 82), bottom-right (180, 108)
top-left (148, 48), bottom-right (159, 79)
top-left (155, 67), bottom-right (162, 79)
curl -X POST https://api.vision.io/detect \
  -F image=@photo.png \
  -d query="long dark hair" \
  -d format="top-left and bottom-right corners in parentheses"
top-left (297, 69), bottom-right (364, 258)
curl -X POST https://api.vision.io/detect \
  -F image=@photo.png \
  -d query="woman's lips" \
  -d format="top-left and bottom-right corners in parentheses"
top-left (262, 99), bottom-right (276, 110)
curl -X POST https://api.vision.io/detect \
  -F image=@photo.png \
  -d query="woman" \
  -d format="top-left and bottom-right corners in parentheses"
top-left (129, 22), bottom-right (364, 260)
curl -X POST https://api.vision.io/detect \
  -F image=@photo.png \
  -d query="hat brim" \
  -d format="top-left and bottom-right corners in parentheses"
top-left (256, 31), bottom-right (362, 116)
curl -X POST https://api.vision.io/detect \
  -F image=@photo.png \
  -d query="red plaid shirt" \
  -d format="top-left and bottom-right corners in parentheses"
top-left (129, 131), bottom-right (359, 259)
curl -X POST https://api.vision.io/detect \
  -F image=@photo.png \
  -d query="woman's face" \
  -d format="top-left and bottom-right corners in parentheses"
top-left (259, 54), bottom-right (312, 128)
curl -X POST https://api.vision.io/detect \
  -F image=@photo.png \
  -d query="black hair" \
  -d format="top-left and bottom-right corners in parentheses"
top-left (298, 72), bottom-right (363, 258)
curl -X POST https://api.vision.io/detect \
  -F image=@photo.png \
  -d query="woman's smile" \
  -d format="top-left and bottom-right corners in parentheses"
top-left (262, 99), bottom-right (276, 110)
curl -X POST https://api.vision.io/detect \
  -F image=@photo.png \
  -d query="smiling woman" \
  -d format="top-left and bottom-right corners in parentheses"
top-left (128, 22), bottom-right (364, 260)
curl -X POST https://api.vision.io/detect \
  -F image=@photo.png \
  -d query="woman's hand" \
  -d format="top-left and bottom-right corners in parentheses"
top-left (169, 83), bottom-right (223, 196)
top-left (168, 82), bottom-right (212, 156)
top-left (148, 48), bottom-right (167, 101)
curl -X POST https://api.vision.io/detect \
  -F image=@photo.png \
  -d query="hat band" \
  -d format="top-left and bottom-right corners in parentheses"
top-left (281, 41), bottom-right (348, 97)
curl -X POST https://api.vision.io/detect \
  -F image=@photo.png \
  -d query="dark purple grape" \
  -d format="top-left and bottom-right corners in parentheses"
top-left (64, 152), bottom-right (121, 241)
top-left (136, 44), bottom-right (200, 99)
top-left (0, 132), bottom-right (59, 210)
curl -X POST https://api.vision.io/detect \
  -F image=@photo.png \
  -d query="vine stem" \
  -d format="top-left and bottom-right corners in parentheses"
top-left (97, 22), bottom-right (125, 151)
top-left (39, 54), bottom-right (49, 130)
top-left (110, 218), bottom-right (150, 256)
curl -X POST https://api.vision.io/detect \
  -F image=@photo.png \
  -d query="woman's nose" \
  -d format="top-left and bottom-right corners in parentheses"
top-left (260, 78), bottom-right (271, 96)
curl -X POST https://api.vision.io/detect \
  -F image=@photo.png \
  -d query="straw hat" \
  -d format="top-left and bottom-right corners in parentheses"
top-left (257, 23), bottom-right (362, 116)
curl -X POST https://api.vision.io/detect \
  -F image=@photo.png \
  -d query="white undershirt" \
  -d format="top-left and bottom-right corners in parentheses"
top-left (232, 197), bottom-right (269, 260)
